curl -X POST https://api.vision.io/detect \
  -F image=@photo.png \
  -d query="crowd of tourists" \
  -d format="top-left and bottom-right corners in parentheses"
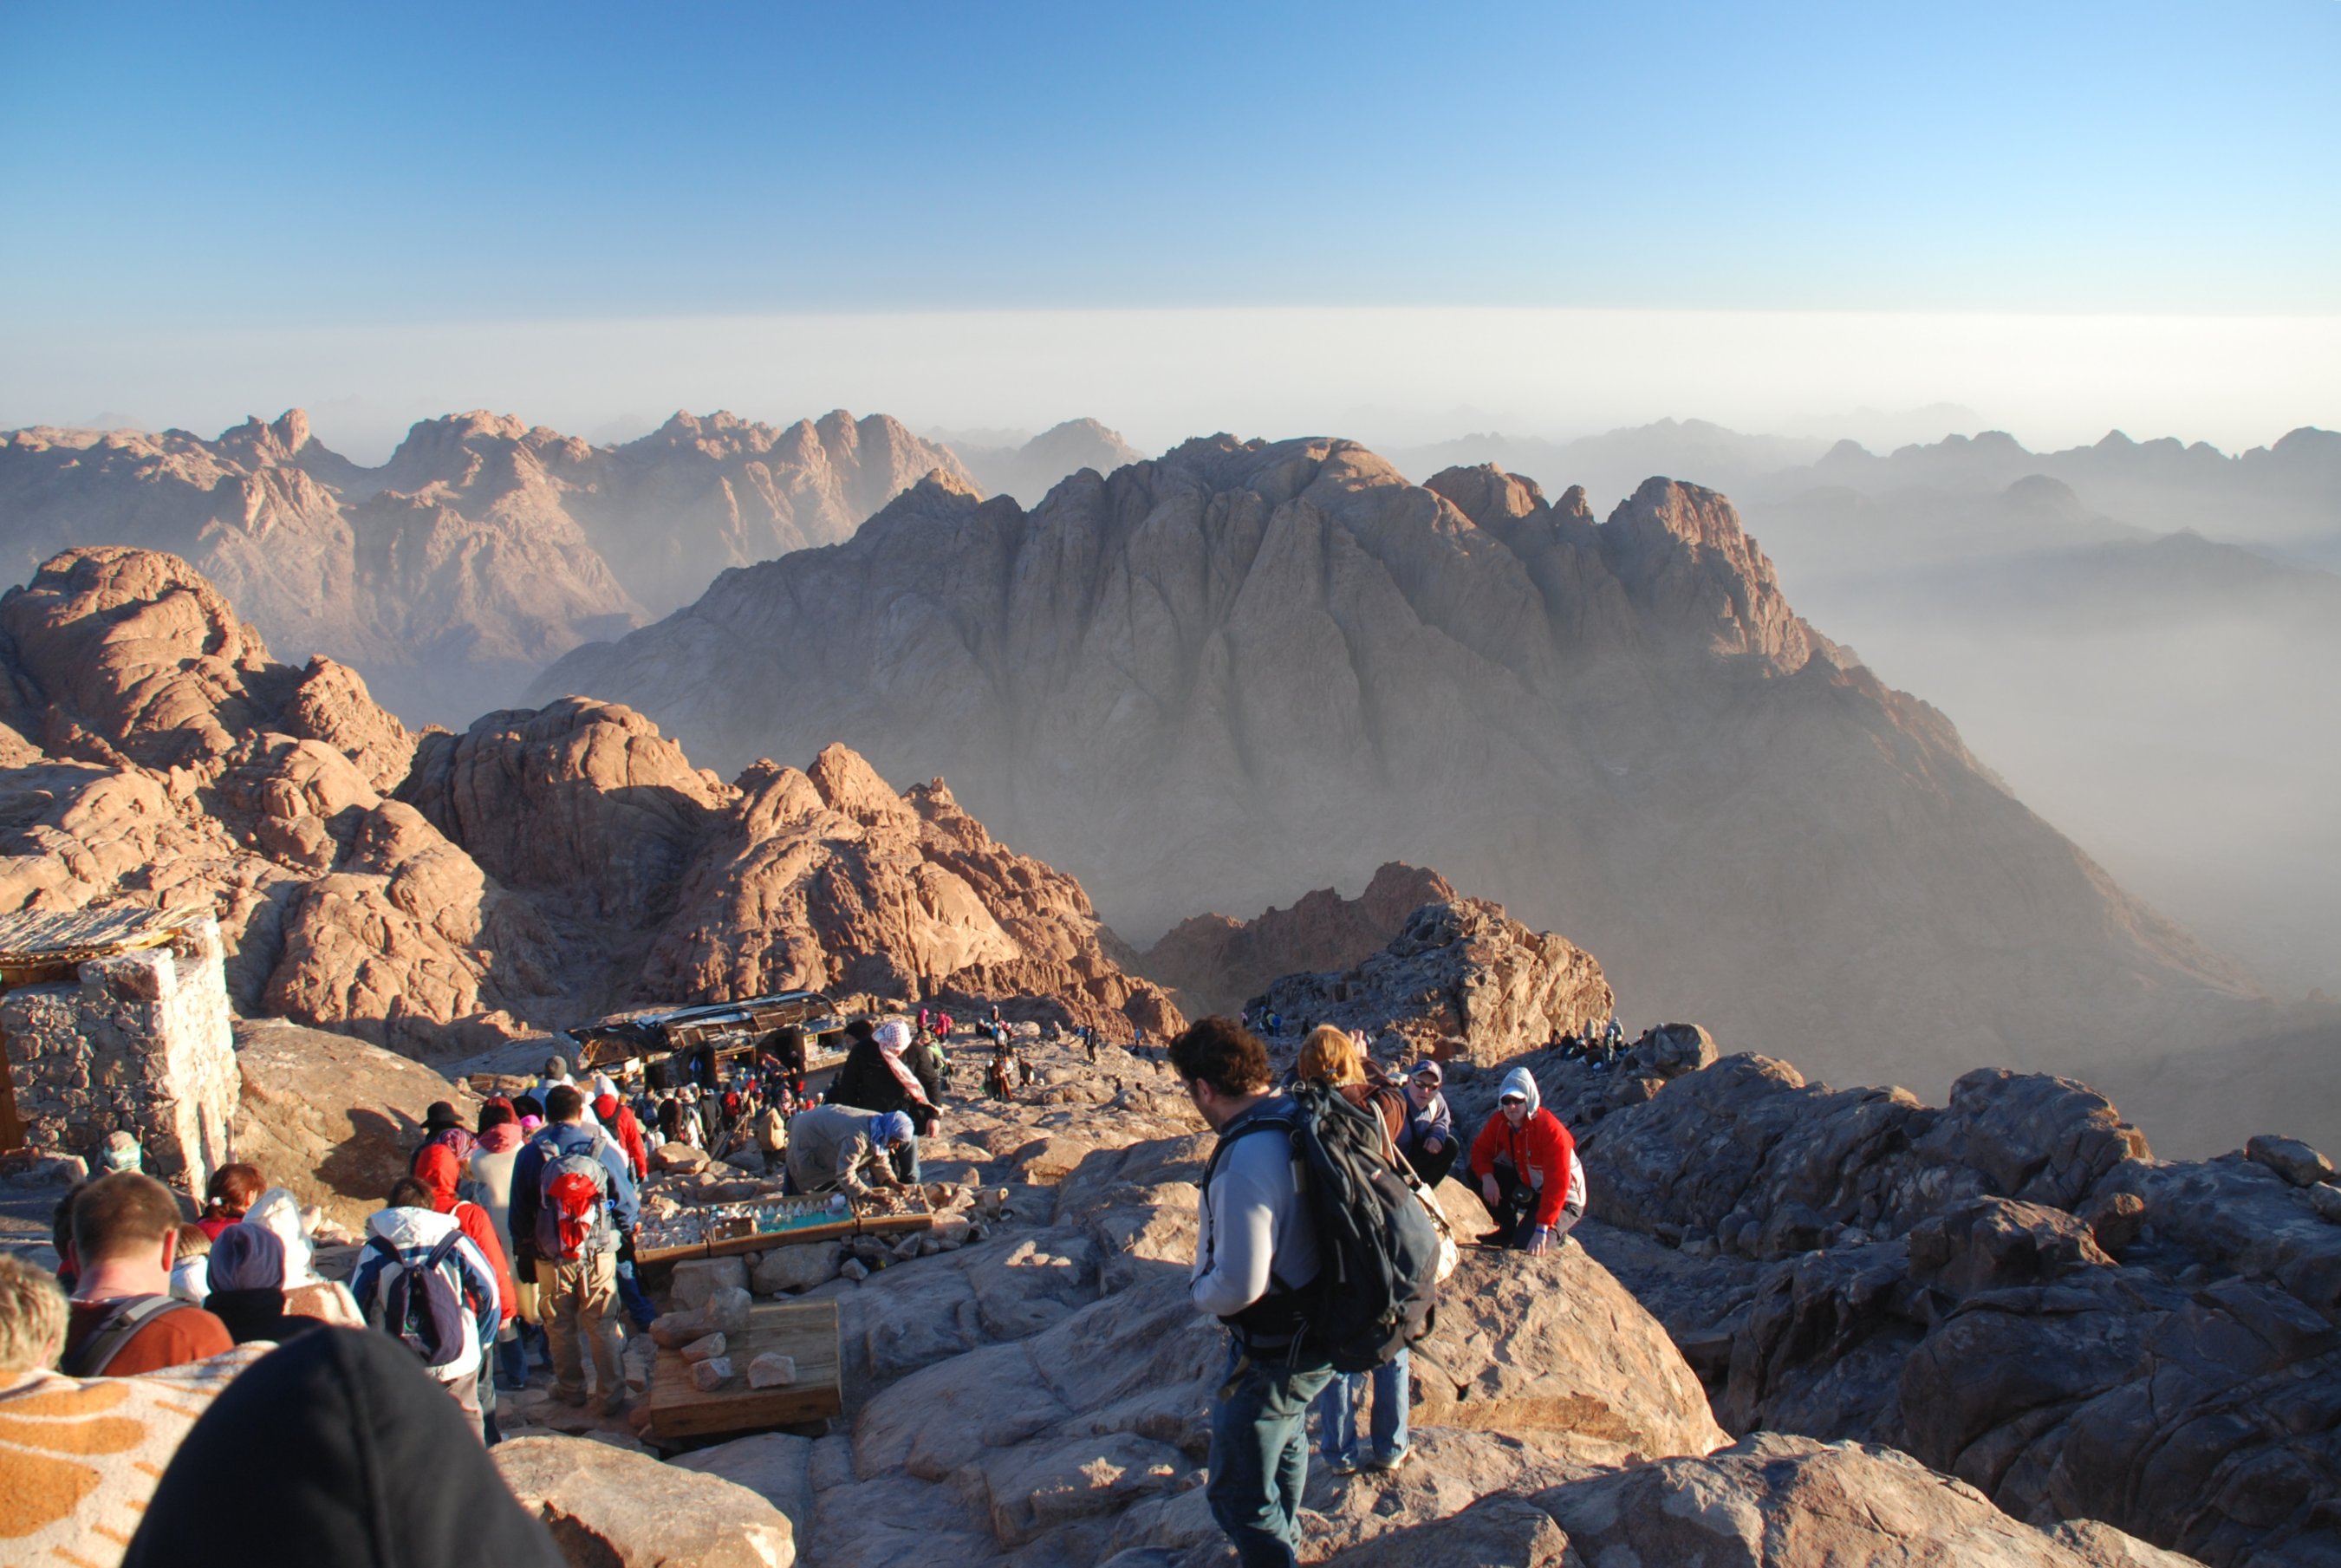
top-left (1, 995), bottom-right (1603, 1568)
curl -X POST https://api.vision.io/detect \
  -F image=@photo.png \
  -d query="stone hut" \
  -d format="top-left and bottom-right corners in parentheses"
top-left (0, 908), bottom-right (239, 1195)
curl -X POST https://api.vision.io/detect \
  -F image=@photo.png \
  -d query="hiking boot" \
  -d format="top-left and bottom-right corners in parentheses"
top-left (549, 1387), bottom-right (589, 1408)
top-left (595, 1389), bottom-right (631, 1418)
top-left (1365, 1447), bottom-right (1411, 1473)
top-left (1324, 1454), bottom-right (1359, 1476)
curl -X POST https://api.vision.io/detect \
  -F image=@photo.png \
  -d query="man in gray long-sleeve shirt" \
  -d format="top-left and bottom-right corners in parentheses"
top-left (1174, 1016), bottom-right (1330, 1568)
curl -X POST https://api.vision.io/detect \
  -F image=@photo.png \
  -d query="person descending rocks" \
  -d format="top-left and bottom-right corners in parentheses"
top-left (592, 1080), bottom-right (651, 1183)
top-left (468, 1103), bottom-right (536, 1389)
top-left (195, 1163), bottom-right (264, 1241)
top-left (1295, 1026), bottom-right (1414, 1478)
top-left (60, 1173), bottom-right (235, 1376)
top-left (411, 1101), bottom-right (477, 1173)
top-left (240, 1187), bottom-right (367, 1327)
top-left (201, 1224), bottom-right (327, 1346)
top-left (351, 1175), bottom-right (504, 1439)
top-left (1174, 1017), bottom-right (1330, 1568)
top-left (1468, 1066), bottom-right (1584, 1253)
top-left (1396, 1060), bottom-right (1458, 1187)
top-left (507, 1084), bottom-right (639, 1415)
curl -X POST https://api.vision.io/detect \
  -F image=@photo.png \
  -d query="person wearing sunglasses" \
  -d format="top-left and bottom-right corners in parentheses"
top-left (1466, 1066), bottom-right (1583, 1254)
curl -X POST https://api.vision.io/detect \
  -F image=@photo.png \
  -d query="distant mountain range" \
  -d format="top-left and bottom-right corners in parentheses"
top-left (533, 434), bottom-right (2290, 1145)
top-left (0, 408), bottom-right (973, 724)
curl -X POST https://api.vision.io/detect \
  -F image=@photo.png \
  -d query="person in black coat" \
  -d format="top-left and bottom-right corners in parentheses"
top-left (826, 1019), bottom-right (938, 1134)
top-left (199, 1225), bottom-right (326, 1347)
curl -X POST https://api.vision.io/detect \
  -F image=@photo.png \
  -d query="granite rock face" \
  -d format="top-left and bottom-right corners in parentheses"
top-left (0, 547), bottom-right (1179, 1054)
top-left (533, 435), bottom-right (2253, 1101)
top-left (1552, 1043), bottom-right (2341, 1565)
top-left (0, 407), bottom-right (970, 724)
top-left (1258, 896), bottom-right (1613, 1066)
top-left (1136, 860), bottom-right (1456, 1017)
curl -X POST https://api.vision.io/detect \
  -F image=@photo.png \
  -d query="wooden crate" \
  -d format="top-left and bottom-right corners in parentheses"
top-left (636, 1210), bottom-right (933, 1267)
top-left (647, 1298), bottom-right (842, 1441)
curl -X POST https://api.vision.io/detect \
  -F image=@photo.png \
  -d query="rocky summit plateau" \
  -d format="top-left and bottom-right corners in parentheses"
top-left (534, 433), bottom-right (2299, 1148)
top-left (4, 439), bottom-right (2337, 1568)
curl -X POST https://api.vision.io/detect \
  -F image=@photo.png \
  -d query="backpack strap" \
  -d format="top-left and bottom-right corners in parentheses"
top-left (64, 1294), bottom-right (188, 1376)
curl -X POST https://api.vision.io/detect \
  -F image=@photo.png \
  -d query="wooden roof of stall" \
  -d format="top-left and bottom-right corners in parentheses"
top-left (0, 906), bottom-right (205, 975)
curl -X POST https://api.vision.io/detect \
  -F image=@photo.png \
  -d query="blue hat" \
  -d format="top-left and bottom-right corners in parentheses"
top-left (872, 1111), bottom-right (914, 1147)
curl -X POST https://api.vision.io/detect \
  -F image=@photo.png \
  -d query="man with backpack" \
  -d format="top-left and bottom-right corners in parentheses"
top-left (351, 1175), bottom-right (504, 1436)
top-left (508, 1084), bottom-right (639, 1415)
top-left (1173, 1015), bottom-right (1330, 1567)
top-left (60, 1172), bottom-right (234, 1376)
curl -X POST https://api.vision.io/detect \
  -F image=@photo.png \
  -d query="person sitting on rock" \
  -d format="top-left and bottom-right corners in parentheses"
top-left (1469, 1068), bottom-right (1584, 1254)
top-left (784, 1104), bottom-right (915, 1197)
top-left (61, 1173), bottom-right (235, 1376)
top-left (829, 1019), bottom-right (940, 1135)
top-left (1174, 1016), bottom-right (1330, 1567)
top-left (1397, 1061), bottom-right (1459, 1187)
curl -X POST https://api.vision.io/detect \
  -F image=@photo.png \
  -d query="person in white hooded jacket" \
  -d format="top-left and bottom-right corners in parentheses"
top-left (1466, 1065), bottom-right (1585, 1253)
top-left (351, 1175), bottom-right (503, 1438)
top-left (240, 1187), bottom-right (366, 1327)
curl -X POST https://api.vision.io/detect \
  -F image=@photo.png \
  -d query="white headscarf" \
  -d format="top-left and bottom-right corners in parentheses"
top-left (873, 1019), bottom-right (929, 1103)
top-left (241, 1186), bottom-right (324, 1287)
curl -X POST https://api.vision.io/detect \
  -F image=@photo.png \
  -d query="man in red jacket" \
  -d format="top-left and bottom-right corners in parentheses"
top-left (1467, 1066), bottom-right (1585, 1255)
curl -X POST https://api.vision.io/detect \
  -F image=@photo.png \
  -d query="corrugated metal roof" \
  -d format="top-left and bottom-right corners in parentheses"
top-left (0, 905), bottom-right (206, 965)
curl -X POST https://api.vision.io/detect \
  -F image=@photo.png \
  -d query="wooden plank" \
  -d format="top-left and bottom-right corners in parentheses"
top-left (636, 1212), bottom-right (931, 1267)
top-left (647, 1298), bottom-right (842, 1440)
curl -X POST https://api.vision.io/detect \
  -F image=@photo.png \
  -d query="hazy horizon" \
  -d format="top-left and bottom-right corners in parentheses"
top-left (9, 306), bottom-right (2337, 469)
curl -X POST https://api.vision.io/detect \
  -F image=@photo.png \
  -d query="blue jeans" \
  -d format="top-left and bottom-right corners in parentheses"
top-left (1312, 1347), bottom-right (1409, 1466)
top-left (1207, 1335), bottom-right (1336, 1568)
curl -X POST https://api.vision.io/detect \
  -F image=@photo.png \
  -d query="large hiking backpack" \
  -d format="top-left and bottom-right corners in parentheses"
top-left (1206, 1081), bottom-right (1444, 1374)
top-left (534, 1137), bottom-right (614, 1263)
top-left (367, 1231), bottom-right (470, 1370)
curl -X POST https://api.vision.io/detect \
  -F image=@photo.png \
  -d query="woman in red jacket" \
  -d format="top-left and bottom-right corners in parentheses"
top-left (1467, 1065), bottom-right (1584, 1255)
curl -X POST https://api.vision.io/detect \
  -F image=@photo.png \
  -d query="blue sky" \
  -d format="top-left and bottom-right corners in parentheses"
top-left (5, 1), bottom-right (2335, 325)
top-left (3, 3), bottom-right (2336, 452)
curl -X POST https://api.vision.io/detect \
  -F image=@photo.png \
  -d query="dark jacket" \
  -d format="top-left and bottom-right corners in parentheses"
top-left (828, 1042), bottom-right (935, 1131)
top-left (204, 1285), bottom-right (327, 1347)
top-left (121, 1328), bottom-right (563, 1568)
top-left (508, 1122), bottom-right (640, 1272)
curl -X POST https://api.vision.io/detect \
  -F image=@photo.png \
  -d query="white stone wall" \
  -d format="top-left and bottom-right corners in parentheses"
top-left (2, 916), bottom-right (239, 1195)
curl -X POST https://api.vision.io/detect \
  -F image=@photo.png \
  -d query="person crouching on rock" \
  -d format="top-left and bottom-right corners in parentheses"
top-left (784, 1105), bottom-right (916, 1197)
top-left (1468, 1067), bottom-right (1584, 1255)
top-left (1396, 1061), bottom-right (1458, 1187)
top-left (1174, 1016), bottom-right (1332, 1568)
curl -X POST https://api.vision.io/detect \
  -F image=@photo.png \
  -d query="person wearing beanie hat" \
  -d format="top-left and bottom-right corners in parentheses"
top-left (1397, 1061), bottom-right (1457, 1187)
top-left (1466, 1067), bottom-right (1583, 1253)
top-left (202, 1224), bottom-right (328, 1346)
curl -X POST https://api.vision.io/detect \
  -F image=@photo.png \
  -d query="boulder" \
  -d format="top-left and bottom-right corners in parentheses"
top-left (1321, 1493), bottom-right (1571, 1567)
top-left (692, 1357), bottom-right (734, 1391)
top-left (1011, 1135), bottom-right (1098, 1185)
top-left (495, 1433), bottom-right (794, 1567)
top-left (749, 1352), bottom-right (796, 1388)
top-left (670, 1433), bottom-right (814, 1542)
top-left (1536, 1433), bottom-right (2191, 1568)
top-left (2247, 1133), bottom-right (2335, 1188)
top-left (654, 1141), bottom-right (711, 1173)
top-left (752, 1244), bottom-right (842, 1295)
top-left (670, 1256), bottom-right (749, 1311)
top-left (1260, 898), bottom-right (1613, 1067)
top-left (229, 1018), bottom-right (475, 1231)
top-left (680, 1332), bottom-right (727, 1363)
